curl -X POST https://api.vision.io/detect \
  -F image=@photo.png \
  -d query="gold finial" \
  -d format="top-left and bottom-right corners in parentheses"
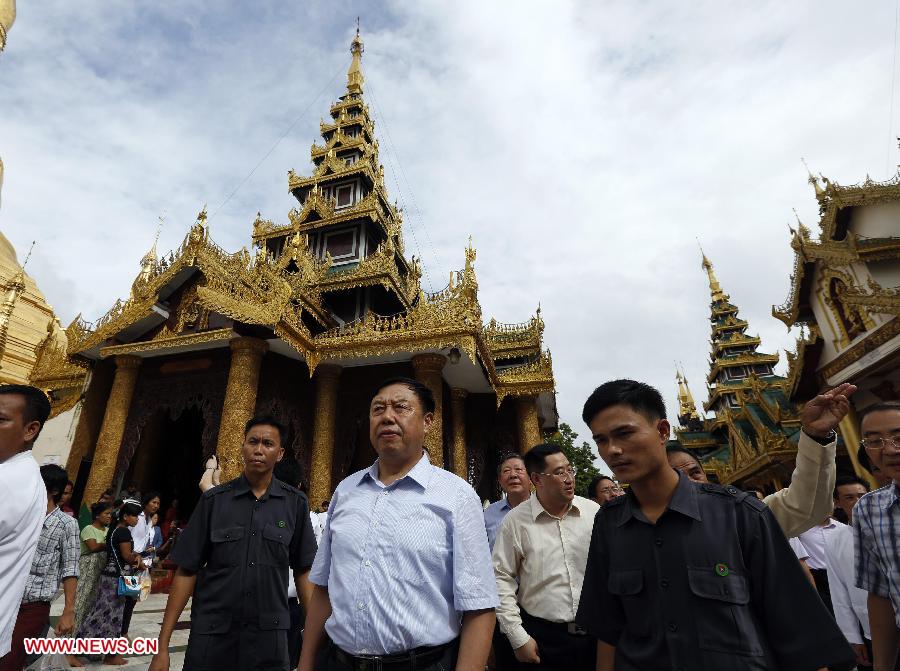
top-left (697, 242), bottom-right (727, 303)
top-left (197, 204), bottom-right (208, 223)
top-left (801, 158), bottom-right (825, 197)
top-left (676, 364), bottom-right (701, 423)
top-left (347, 21), bottom-right (365, 95)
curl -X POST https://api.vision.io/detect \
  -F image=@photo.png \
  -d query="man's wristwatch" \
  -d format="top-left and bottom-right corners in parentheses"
top-left (802, 429), bottom-right (837, 445)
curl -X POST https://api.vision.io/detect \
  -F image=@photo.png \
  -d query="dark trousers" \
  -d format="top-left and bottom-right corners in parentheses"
top-left (120, 596), bottom-right (137, 636)
top-left (492, 619), bottom-right (517, 671)
top-left (288, 597), bottom-right (303, 670)
top-left (810, 568), bottom-right (834, 615)
top-left (518, 610), bottom-right (595, 671)
top-left (319, 638), bottom-right (458, 671)
top-left (0, 601), bottom-right (50, 671)
top-left (183, 622), bottom-right (289, 671)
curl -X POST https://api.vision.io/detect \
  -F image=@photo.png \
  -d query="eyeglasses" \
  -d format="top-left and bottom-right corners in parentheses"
top-left (500, 467), bottom-right (527, 476)
top-left (597, 486), bottom-right (619, 495)
top-left (537, 467), bottom-right (577, 480)
top-left (370, 401), bottom-right (415, 417)
top-left (861, 437), bottom-right (900, 452)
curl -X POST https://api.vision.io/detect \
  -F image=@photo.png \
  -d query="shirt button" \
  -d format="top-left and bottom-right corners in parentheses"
top-left (357, 602), bottom-right (365, 610)
top-left (655, 538), bottom-right (663, 547)
top-left (249, 561), bottom-right (255, 567)
top-left (667, 622), bottom-right (678, 632)
top-left (364, 560), bottom-right (371, 567)
top-left (251, 531), bottom-right (257, 536)
top-left (660, 579), bottom-right (670, 589)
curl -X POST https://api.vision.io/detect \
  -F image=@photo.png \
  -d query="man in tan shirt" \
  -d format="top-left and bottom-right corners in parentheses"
top-left (493, 443), bottom-right (600, 671)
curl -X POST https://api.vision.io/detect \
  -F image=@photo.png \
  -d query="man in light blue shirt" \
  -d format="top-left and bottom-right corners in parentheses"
top-left (299, 376), bottom-right (499, 671)
top-left (484, 453), bottom-right (530, 550)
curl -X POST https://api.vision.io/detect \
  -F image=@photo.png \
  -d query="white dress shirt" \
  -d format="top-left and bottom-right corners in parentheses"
top-left (825, 521), bottom-right (870, 644)
top-left (493, 494), bottom-right (601, 649)
top-left (797, 518), bottom-right (841, 570)
top-left (0, 451), bottom-right (46, 656)
top-left (789, 537), bottom-right (810, 561)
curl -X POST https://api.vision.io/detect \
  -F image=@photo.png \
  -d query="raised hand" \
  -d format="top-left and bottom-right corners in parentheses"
top-left (801, 383), bottom-right (857, 438)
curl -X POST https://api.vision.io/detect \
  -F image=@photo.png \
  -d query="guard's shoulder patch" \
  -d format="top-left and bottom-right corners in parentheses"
top-left (700, 482), bottom-right (735, 497)
top-left (202, 482), bottom-right (232, 499)
top-left (735, 490), bottom-right (767, 512)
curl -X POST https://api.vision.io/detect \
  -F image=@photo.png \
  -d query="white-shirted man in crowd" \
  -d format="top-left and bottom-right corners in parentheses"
top-left (493, 443), bottom-right (600, 671)
top-left (826, 475), bottom-right (873, 670)
top-left (0, 385), bottom-right (52, 666)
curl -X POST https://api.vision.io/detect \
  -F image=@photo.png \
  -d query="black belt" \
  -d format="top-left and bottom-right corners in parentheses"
top-left (334, 640), bottom-right (455, 671)
top-left (520, 609), bottom-right (588, 636)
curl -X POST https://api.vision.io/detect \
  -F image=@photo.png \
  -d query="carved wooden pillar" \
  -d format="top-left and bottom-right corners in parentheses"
top-left (516, 394), bottom-right (542, 453)
top-left (450, 388), bottom-right (468, 479)
top-left (412, 353), bottom-right (446, 463)
top-left (217, 337), bottom-right (268, 482)
top-left (82, 355), bottom-right (141, 506)
top-left (309, 364), bottom-right (341, 510)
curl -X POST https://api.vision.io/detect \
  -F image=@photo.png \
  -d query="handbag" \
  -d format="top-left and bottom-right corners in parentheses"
top-left (112, 534), bottom-right (141, 599)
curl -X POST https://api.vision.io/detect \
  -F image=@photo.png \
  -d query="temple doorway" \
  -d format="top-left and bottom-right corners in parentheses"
top-left (126, 406), bottom-right (206, 522)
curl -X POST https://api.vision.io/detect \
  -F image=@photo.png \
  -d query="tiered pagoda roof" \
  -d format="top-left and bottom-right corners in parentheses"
top-left (675, 254), bottom-right (800, 486)
top-left (32, 32), bottom-right (556, 411)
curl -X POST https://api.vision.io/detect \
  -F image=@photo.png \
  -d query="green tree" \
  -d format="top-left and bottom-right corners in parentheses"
top-left (546, 422), bottom-right (601, 497)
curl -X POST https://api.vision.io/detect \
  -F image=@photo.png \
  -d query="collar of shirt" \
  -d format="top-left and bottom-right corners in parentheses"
top-left (617, 470), bottom-right (702, 527)
top-left (44, 506), bottom-right (63, 525)
top-left (358, 451), bottom-right (434, 490)
top-left (231, 473), bottom-right (286, 500)
top-left (528, 493), bottom-right (584, 521)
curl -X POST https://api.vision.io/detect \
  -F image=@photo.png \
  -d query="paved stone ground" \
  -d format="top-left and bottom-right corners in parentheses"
top-left (45, 593), bottom-right (188, 670)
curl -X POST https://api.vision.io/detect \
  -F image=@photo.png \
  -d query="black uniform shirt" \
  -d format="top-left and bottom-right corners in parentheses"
top-left (171, 474), bottom-right (317, 634)
top-left (575, 470), bottom-right (854, 671)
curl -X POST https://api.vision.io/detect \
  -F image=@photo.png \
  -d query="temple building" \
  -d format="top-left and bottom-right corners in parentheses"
top-left (772, 172), bottom-right (900, 485)
top-left (36, 32), bottom-right (557, 515)
top-left (674, 254), bottom-right (803, 491)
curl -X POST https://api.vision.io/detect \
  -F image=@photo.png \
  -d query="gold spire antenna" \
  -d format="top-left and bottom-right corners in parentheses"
top-left (347, 20), bottom-right (365, 95)
top-left (20, 240), bottom-right (34, 270)
top-left (801, 157), bottom-right (825, 197)
top-left (697, 241), bottom-right (727, 303)
top-left (675, 364), bottom-right (701, 422)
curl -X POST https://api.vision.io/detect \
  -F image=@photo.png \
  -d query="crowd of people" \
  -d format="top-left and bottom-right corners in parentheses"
top-left (0, 377), bottom-right (897, 671)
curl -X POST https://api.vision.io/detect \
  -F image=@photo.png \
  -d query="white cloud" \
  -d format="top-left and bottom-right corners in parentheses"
top-left (1, 1), bottom-right (896, 469)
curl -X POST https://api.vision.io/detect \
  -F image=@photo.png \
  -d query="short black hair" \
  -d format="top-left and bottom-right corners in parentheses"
top-left (244, 414), bottom-right (288, 446)
top-left (582, 379), bottom-right (667, 426)
top-left (523, 443), bottom-right (564, 477)
top-left (834, 474), bottom-right (870, 498)
top-left (497, 452), bottom-right (525, 474)
top-left (0, 384), bottom-right (51, 442)
top-left (90, 501), bottom-right (113, 520)
top-left (40, 464), bottom-right (68, 505)
top-left (860, 401), bottom-right (900, 423)
top-left (141, 491), bottom-right (161, 507)
top-left (587, 474), bottom-right (614, 498)
top-left (372, 377), bottom-right (436, 415)
top-left (274, 457), bottom-right (303, 488)
top-left (65, 480), bottom-right (74, 488)
top-left (665, 441), bottom-right (701, 467)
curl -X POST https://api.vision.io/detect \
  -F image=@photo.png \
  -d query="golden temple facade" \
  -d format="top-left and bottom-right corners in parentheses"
top-left (675, 254), bottom-right (802, 491)
top-left (773, 171), bottom-right (900, 484)
top-left (38, 33), bottom-right (557, 513)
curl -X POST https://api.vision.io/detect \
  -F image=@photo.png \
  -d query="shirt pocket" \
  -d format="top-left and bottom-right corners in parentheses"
top-left (687, 567), bottom-right (763, 656)
top-left (607, 569), bottom-right (651, 637)
top-left (261, 522), bottom-right (291, 567)
top-left (391, 511), bottom-right (451, 585)
top-left (209, 525), bottom-right (244, 567)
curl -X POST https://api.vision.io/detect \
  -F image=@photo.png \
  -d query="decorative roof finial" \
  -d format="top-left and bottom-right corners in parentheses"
top-left (801, 158), bottom-right (825, 197)
top-left (675, 363), bottom-right (702, 423)
top-left (697, 241), bottom-right (727, 303)
top-left (347, 20), bottom-right (365, 95)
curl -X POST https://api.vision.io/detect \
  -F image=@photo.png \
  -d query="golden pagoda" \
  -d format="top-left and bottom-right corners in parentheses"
top-left (773, 171), bottom-right (900, 483)
top-left (45, 32), bottom-right (556, 514)
top-left (675, 253), bottom-right (801, 490)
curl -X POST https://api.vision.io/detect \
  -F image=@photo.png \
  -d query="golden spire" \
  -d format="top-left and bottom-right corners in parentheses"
top-left (698, 245), bottom-right (727, 303)
top-left (347, 21), bottom-right (365, 95)
top-left (676, 367), bottom-right (701, 423)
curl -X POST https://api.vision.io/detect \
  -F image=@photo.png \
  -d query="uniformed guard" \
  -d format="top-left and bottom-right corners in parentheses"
top-left (576, 379), bottom-right (855, 671)
top-left (148, 415), bottom-right (317, 671)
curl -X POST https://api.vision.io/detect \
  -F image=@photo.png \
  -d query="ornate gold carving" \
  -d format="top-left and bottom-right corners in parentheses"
top-left (484, 308), bottom-right (544, 360)
top-left (450, 388), bottom-right (468, 479)
top-left (515, 395), bottom-right (542, 454)
top-left (820, 267), bottom-right (877, 347)
top-left (98, 328), bottom-right (234, 358)
top-left (310, 364), bottom-right (341, 507)
top-left (495, 351), bottom-right (555, 405)
top-left (838, 277), bottom-right (900, 316)
top-left (217, 338), bottom-right (268, 482)
top-left (82, 355), bottom-right (141, 506)
top-left (820, 317), bottom-right (900, 380)
top-left (412, 353), bottom-right (446, 461)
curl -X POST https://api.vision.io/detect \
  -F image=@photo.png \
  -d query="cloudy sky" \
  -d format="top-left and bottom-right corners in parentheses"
top-left (2, 2), bottom-right (898, 467)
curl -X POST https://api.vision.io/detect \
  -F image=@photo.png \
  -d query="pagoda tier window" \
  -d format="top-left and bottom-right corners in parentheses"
top-left (725, 394), bottom-right (740, 409)
top-left (321, 227), bottom-right (359, 264)
top-left (322, 181), bottom-right (358, 209)
top-left (752, 364), bottom-right (773, 375)
top-left (725, 366), bottom-right (748, 380)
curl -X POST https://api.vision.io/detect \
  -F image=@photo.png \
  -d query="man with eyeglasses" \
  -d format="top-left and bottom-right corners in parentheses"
top-left (853, 401), bottom-right (900, 671)
top-left (587, 474), bottom-right (622, 504)
top-left (492, 443), bottom-right (600, 671)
